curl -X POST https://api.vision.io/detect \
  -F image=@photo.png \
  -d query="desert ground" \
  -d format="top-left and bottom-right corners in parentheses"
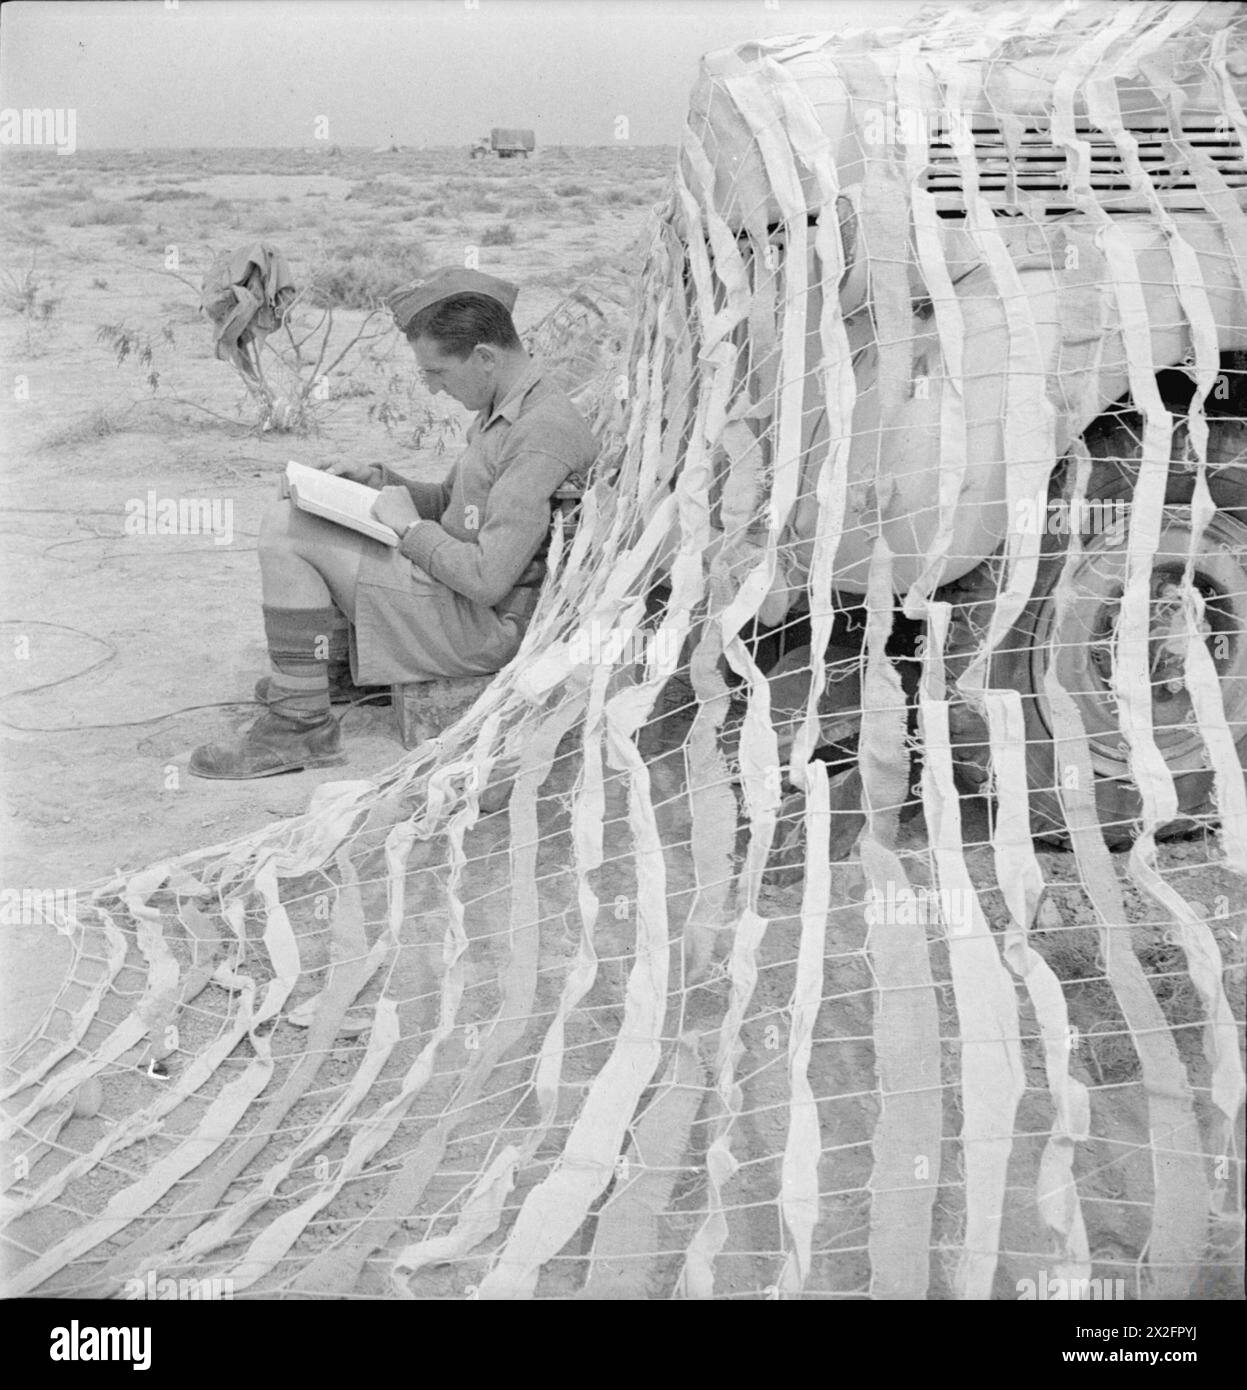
top-left (1, 142), bottom-right (1243, 1301)
top-left (0, 143), bottom-right (667, 1044)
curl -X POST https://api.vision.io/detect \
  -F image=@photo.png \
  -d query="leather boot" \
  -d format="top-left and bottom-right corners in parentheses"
top-left (189, 710), bottom-right (345, 780)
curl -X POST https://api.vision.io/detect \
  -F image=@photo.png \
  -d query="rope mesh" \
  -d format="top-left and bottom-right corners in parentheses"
top-left (3, 0), bottom-right (1246, 1300)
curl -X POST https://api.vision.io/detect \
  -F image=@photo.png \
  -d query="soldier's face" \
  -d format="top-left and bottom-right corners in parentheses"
top-left (412, 337), bottom-right (492, 411)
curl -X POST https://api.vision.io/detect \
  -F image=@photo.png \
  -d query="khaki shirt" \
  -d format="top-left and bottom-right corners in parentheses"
top-left (383, 357), bottom-right (596, 607)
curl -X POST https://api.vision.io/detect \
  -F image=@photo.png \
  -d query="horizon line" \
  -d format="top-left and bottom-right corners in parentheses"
top-left (0, 142), bottom-right (681, 153)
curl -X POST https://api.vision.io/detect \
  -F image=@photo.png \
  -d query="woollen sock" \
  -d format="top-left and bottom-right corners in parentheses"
top-left (262, 605), bottom-right (338, 723)
top-left (327, 610), bottom-right (351, 668)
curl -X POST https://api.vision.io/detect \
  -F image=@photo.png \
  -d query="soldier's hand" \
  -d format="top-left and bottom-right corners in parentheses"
top-left (321, 461), bottom-right (383, 486)
top-left (371, 485), bottom-right (421, 534)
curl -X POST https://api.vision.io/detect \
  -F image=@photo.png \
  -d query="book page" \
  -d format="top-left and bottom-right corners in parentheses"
top-left (285, 461), bottom-right (399, 546)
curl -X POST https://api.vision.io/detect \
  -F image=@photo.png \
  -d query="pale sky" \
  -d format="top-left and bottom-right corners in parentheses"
top-left (0, 0), bottom-right (929, 147)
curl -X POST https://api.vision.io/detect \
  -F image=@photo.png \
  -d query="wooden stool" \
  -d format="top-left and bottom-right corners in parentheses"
top-left (392, 674), bottom-right (494, 750)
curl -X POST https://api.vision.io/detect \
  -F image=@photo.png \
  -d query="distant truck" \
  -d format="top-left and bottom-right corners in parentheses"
top-left (470, 127), bottom-right (536, 160)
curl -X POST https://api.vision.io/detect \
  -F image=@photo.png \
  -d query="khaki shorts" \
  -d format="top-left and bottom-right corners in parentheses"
top-left (352, 541), bottom-right (539, 685)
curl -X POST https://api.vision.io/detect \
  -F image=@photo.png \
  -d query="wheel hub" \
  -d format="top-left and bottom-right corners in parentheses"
top-left (1032, 507), bottom-right (1247, 778)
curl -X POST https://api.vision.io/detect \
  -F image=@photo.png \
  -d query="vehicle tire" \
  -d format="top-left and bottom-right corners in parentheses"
top-left (944, 416), bottom-right (1247, 848)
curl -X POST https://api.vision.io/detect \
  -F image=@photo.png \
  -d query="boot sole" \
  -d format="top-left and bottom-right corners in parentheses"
top-left (188, 753), bottom-right (348, 781)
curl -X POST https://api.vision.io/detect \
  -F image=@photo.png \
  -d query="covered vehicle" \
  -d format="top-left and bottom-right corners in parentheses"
top-left (471, 127), bottom-right (536, 158)
top-left (621, 0), bottom-right (1247, 846)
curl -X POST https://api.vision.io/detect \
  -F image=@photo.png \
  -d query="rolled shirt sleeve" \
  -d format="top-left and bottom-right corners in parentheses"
top-left (398, 448), bottom-right (573, 606)
top-left (380, 462), bottom-right (454, 522)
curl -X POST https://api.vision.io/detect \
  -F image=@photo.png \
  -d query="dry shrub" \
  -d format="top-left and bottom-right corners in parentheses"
top-left (311, 235), bottom-right (427, 308)
top-left (246, 212), bottom-right (293, 234)
top-left (0, 259), bottom-right (40, 314)
top-left (18, 182), bottom-right (96, 208)
top-left (67, 201), bottom-right (141, 227)
top-left (505, 193), bottom-right (559, 217)
top-left (480, 222), bottom-right (516, 246)
top-left (127, 186), bottom-right (202, 202)
top-left (39, 404), bottom-right (137, 450)
top-left (432, 177), bottom-right (507, 213)
top-left (346, 179), bottom-right (415, 205)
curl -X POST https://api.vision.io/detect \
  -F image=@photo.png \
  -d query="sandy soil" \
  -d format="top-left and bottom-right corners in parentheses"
top-left (0, 144), bottom-right (666, 1044)
top-left (1, 147), bottom-right (1242, 1300)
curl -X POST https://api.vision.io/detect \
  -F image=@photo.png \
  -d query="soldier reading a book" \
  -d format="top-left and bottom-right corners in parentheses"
top-left (189, 267), bottom-right (597, 779)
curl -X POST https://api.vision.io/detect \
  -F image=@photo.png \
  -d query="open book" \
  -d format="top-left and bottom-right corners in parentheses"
top-left (284, 461), bottom-right (399, 547)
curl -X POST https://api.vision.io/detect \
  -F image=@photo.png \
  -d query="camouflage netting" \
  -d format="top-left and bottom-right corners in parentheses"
top-left (3, 0), bottom-right (1246, 1299)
